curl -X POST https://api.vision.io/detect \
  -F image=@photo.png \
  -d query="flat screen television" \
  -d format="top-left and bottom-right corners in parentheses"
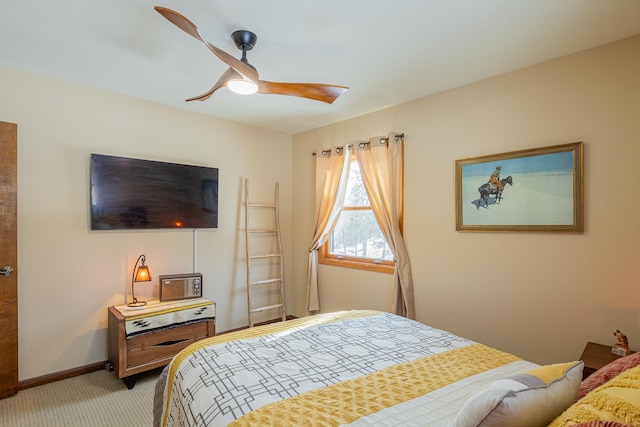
top-left (90, 154), bottom-right (218, 230)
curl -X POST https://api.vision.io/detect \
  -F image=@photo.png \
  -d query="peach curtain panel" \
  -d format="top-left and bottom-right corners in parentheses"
top-left (306, 145), bottom-right (351, 312)
top-left (354, 133), bottom-right (415, 319)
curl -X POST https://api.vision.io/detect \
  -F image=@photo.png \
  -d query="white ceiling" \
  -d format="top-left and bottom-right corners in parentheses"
top-left (2, 1), bottom-right (640, 135)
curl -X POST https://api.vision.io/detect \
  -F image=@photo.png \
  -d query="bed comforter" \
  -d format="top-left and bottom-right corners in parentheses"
top-left (153, 310), bottom-right (537, 426)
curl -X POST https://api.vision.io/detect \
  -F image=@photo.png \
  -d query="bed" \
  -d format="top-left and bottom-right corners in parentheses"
top-left (153, 310), bottom-right (639, 427)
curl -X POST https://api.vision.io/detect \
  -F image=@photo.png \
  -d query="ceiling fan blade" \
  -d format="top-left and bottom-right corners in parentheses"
top-left (154, 6), bottom-right (201, 40)
top-left (257, 81), bottom-right (348, 104)
top-left (154, 6), bottom-right (259, 84)
top-left (186, 68), bottom-right (241, 102)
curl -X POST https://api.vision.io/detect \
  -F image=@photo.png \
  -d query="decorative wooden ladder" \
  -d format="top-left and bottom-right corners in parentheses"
top-left (244, 178), bottom-right (286, 327)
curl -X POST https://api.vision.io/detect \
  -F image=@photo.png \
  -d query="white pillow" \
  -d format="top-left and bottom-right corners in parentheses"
top-left (453, 361), bottom-right (583, 427)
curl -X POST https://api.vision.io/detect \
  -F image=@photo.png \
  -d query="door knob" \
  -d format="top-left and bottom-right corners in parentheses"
top-left (0, 266), bottom-right (14, 276)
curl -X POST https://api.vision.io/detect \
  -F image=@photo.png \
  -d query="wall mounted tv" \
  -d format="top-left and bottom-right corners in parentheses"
top-left (90, 154), bottom-right (218, 230)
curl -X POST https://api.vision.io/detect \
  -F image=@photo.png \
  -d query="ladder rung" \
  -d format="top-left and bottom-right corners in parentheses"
top-left (251, 304), bottom-right (283, 313)
top-left (248, 203), bottom-right (276, 208)
top-left (249, 229), bottom-right (277, 234)
top-left (250, 278), bottom-right (282, 286)
top-left (250, 254), bottom-right (281, 260)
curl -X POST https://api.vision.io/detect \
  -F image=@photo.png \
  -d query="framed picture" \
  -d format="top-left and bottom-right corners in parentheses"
top-left (455, 142), bottom-right (583, 232)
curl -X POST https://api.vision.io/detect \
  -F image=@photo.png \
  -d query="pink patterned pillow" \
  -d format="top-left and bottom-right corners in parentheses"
top-left (577, 352), bottom-right (640, 400)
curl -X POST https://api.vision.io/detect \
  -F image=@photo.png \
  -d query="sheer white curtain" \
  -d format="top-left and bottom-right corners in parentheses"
top-left (306, 145), bottom-right (351, 313)
top-left (354, 133), bottom-right (415, 319)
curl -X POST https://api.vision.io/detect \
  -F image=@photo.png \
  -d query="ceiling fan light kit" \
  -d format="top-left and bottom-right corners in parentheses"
top-left (154, 6), bottom-right (348, 104)
top-left (227, 79), bottom-right (258, 95)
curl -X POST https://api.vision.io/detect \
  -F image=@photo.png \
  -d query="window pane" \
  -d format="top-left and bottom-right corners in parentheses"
top-left (344, 161), bottom-right (369, 207)
top-left (329, 209), bottom-right (394, 261)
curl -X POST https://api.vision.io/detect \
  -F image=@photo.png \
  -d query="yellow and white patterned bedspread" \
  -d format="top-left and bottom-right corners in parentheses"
top-left (154, 310), bottom-right (537, 427)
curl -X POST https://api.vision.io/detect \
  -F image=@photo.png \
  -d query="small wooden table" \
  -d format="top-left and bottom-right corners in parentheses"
top-left (579, 341), bottom-right (629, 379)
top-left (107, 298), bottom-right (215, 389)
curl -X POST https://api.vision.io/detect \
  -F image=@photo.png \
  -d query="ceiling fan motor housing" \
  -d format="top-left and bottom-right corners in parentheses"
top-left (231, 30), bottom-right (257, 51)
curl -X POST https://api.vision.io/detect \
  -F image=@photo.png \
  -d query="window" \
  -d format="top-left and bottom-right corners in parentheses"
top-left (319, 158), bottom-right (395, 273)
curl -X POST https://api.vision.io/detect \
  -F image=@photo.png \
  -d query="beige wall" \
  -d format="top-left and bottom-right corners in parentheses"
top-left (0, 66), bottom-right (293, 380)
top-left (291, 35), bottom-right (640, 365)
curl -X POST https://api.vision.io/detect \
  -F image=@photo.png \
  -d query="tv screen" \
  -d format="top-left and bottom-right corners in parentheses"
top-left (90, 154), bottom-right (218, 230)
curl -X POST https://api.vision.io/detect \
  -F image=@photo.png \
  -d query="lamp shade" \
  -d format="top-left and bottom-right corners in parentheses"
top-left (134, 265), bottom-right (151, 282)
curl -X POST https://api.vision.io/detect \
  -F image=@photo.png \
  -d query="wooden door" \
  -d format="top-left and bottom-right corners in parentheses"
top-left (0, 121), bottom-right (18, 398)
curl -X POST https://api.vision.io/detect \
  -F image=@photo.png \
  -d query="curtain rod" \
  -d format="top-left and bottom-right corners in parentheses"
top-left (312, 133), bottom-right (404, 156)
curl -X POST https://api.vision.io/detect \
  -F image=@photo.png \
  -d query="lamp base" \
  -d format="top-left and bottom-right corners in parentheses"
top-left (127, 300), bottom-right (147, 308)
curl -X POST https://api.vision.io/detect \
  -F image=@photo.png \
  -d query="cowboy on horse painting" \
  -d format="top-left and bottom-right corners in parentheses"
top-left (477, 165), bottom-right (513, 208)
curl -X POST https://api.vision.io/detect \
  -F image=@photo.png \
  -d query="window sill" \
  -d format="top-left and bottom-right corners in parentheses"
top-left (318, 256), bottom-right (394, 274)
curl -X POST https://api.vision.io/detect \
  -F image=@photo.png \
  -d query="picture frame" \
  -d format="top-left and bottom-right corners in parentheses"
top-left (455, 142), bottom-right (583, 232)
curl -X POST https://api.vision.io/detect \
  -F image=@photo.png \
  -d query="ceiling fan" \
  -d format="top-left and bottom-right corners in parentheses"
top-left (154, 6), bottom-right (349, 104)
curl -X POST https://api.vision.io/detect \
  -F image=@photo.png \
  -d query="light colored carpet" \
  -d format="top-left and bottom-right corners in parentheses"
top-left (0, 368), bottom-right (159, 427)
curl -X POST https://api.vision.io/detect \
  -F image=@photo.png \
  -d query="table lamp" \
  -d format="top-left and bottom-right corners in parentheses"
top-left (128, 254), bottom-right (152, 307)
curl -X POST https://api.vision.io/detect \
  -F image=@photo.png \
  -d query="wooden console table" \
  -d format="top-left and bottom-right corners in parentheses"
top-left (107, 298), bottom-right (215, 388)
